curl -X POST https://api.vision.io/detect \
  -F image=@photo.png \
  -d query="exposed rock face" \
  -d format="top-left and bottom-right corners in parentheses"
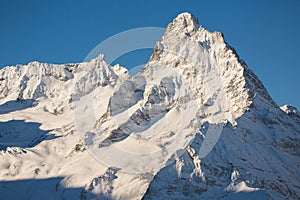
top-left (281, 104), bottom-right (300, 118)
top-left (0, 12), bottom-right (299, 200)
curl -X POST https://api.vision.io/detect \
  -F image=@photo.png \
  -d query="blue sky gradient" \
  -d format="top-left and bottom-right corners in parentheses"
top-left (0, 0), bottom-right (299, 108)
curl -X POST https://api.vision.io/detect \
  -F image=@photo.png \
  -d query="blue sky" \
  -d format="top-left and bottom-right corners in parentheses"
top-left (0, 0), bottom-right (299, 108)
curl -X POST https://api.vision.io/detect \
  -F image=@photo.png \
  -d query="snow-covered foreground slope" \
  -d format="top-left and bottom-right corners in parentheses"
top-left (0, 13), bottom-right (299, 199)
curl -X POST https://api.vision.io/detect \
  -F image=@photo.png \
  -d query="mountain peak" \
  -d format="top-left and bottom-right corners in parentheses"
top-left (167, 12), bottom-right (200, 33)
top-left (151, 12), bottom-right (277, 119)
top-left (176, 12), bottom-right (198, 23)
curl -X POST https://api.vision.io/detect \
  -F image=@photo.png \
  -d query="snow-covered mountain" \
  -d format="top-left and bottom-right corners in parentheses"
top-left (0, 12), bottom-right (299, 199)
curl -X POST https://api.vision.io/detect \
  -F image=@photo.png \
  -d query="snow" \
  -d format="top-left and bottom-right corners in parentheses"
top-left (0, 12), bottom-right (299, 199)
top-left (281, 104), bottom-right (300, 118)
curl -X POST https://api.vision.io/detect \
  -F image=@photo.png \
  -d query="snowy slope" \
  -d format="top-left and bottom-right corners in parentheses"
top-left (0, 12), bottom-right (299, 200)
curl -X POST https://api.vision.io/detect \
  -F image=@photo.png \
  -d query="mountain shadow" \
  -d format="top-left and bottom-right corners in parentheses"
top-left (0, 120), bottom-right (59, 151)
top-left (0, 177), bottom-right (84, 199)
top-left (0, 99), bottom-right (35, 115)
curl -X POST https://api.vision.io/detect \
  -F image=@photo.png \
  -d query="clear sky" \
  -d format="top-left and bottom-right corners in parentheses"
top-left (0, 0), bottom-right (299, 108)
